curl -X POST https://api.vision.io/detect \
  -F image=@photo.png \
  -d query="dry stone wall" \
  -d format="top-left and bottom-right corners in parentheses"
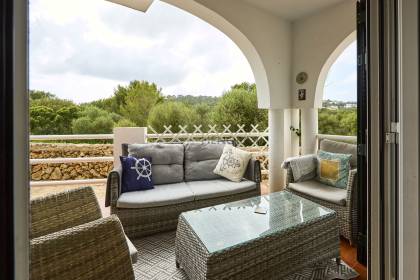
top-left (30, 143), bottom-right (113, 181)
top-left (30, 143), bottom-right (269, 181)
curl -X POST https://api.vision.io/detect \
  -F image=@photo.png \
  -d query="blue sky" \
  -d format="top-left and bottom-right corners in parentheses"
top-left (323, 42), bottom-right (357, 102)
top-left (29, 0), bottom-right (356, 103)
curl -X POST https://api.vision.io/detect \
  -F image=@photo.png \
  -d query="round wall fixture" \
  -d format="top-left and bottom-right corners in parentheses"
top-left (296, 72), bottom-right (308, 84)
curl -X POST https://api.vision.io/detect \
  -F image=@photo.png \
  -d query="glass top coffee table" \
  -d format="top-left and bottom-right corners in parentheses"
top-left (175, 191), bottom-right (339, 280)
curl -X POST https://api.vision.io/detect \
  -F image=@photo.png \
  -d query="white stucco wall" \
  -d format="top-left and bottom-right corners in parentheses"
top-left (291, 0), bottom-right (356, 108)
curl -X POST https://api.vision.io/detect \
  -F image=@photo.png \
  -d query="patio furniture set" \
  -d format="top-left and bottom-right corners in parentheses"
top-left (30, 140), bottom-right (358, 280)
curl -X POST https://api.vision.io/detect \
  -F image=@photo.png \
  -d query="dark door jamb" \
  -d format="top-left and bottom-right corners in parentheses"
top-left (0, 0), bottom-right (16, 278)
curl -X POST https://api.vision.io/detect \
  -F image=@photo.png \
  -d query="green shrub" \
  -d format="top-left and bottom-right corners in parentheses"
top-left (115, 118), bottom-right (137, 128)
top-left (148, 102), bottom-right (200, 132)
top-left (211, 85), bottom-right (268, 130)
top-left (72, 106), bottom-right (115, 134)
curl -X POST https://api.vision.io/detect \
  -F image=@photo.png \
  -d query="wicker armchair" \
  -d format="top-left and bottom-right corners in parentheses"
top-left (284, 139), bottom-right (358, 245)
top-left (30, 187), bottom-right (135, 280)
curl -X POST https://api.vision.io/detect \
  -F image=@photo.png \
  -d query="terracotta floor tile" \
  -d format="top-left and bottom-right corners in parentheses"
top-left (340, 238), bottom-right (367, 280)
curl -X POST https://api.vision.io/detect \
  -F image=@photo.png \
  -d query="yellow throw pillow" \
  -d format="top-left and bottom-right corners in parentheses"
top-left (317, 150), bottom-right (352, 189)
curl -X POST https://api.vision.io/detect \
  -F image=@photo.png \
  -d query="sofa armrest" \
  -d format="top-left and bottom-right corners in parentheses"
top-left (346, 169), bottom-right (358, 210)
top-left (244, 158), bottom-right (261, 183)
top-left (106, 166), bottom-right (123, 207)
top-left (283, 154), bottom-right (317, 185)
top-left (285, 166), bottom-right (295, 185)
top-left (30, 187), bottom-right (102, 239)
top-left (30, 215), bottom-right (135, 280)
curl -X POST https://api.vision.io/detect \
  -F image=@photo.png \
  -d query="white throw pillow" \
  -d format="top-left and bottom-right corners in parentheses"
top-left (213, 145), bottom-right (252, 182)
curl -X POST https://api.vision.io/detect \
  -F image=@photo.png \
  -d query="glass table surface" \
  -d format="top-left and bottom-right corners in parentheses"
top-left (180, 191), bottom-right (335, 253)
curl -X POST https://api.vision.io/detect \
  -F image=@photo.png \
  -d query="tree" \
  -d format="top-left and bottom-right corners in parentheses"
top-left (30, 94), bottom-right (76, 111)
top-left (30, 106), bottom-right (59, 135)
top-left (166, 95), bottom-right (219, 106)
top-left (29, 91), bottom-right (79, 134)
top-left (211, 84), bottom-right (268, 131)
top-left (119, 81), bottom-right (164, 126)
top-left (29, 90), bottom-right (56, 100)
top-left (72, 106), bottom-right (115, 134)
top-left (148, 102), bottom-right (200, 132)
top-left (115, 118), bottom-right (137, 128)
top-left (230, 82), bottom-right (257, 92)
top-left (30, 105), bottom-right (79, 135)
top-left (54, 106), bottom-right (80, 134)
top-left (318, 108), bottom-right (357, 136)
top-left (86, 97), bottom-right (120, 114)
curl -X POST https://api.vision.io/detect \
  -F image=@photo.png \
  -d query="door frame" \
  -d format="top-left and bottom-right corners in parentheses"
top-left (0, 0), bottom-right (17, 277)
top-left (356, 0), bottom-right (368, 266)
top-left (5, 0), bottom-right (419, 279)
top-left (396, 0), bottom-right (419, 278)
top-left (0, 0), bottom-right (29, 278)
top-left (369, 0), bottom-right (420, 279)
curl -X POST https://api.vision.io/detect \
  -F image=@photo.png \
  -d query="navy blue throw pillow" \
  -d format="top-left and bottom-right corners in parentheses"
top-left (120, 156), bottom-right (154, 193)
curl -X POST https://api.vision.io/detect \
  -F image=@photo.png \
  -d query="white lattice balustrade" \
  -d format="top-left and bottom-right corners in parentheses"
top-left (146, 124), bottom-right (269, 174)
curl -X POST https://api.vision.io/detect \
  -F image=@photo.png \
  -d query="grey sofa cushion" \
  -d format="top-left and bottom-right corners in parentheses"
top-left (186, 179), bottom-right (257, 200)
top-left (184, 142), bottom-right (225, 181)
top-left (288, 180), bottom-right (347, 206)
top-left (128, 143), bottom-right (184, 185)
top-left (116, 182), bottom-right (194, 209)
top-left (320, 139), bottom-right (357, 168)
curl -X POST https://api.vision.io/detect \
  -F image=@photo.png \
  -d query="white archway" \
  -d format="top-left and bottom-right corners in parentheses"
top-left (314, 31), bottom-right (357, 108)
top-left (162, 0), bottom-right (272, 108)
top-left (300, 30), bottom-right (356, 155)
top-left (162, 0), bottom-right (289, 192)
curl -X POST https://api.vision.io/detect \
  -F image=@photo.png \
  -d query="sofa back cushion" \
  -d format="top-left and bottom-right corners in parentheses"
top-left (184, 142), bottom-right (225, 181)
top-left (319, 139), bottom-right (357, 168)
top-left (128, 143), bottom-right (184, 185)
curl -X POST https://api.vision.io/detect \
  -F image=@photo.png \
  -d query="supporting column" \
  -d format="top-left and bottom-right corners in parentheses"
top-left (300, 108), bottom-right (318, 155)
top-left (268, 109), bottom-right (285, 192)
top-left (113, 127), bottom-right (147, 168)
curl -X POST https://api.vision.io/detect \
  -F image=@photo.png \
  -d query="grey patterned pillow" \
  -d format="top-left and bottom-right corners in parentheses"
top-left (213, 145), bottom-right (252, 182)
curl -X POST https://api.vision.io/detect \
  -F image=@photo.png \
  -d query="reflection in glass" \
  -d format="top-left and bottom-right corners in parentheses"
top-left (181, 191), bottom-right (335, 253)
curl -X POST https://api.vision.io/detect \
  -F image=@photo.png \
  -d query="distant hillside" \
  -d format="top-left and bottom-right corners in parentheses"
top-left (323, 99), bottom-right (357, 109)
top-left (166, 95), bottom-right (220, 106)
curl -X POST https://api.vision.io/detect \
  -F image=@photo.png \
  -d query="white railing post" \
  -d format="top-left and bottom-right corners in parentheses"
top-left (113, 127), bottom-right (147, 168)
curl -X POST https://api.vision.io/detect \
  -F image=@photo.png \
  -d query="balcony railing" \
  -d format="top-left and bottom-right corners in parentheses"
top-left (29, 128), bottom-right (356, 187)
top-left (30, 125), bottom-right (270, 187)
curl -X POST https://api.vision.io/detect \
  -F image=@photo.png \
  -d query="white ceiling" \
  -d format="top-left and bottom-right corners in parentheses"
top-left (241, 0), bottom-right (347, 21)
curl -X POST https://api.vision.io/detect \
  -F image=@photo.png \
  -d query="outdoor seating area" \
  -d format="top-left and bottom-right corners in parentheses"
top-left (30, 140), bottom-right (363, 279)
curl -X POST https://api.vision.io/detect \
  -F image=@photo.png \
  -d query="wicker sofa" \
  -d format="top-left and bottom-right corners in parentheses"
top-left (30, 187), bottom-right (137, 280)
top-left (284, 139), bottom-right (358, 244)
top-left (106, 142), bottom-right (261, 238)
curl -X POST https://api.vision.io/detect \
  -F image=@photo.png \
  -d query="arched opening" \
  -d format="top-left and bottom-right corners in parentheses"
top-left (316, 32), bottom-right (357, 136)
top-left (162, 0), bottom-right (271, 108)
top-left (314, 31), bottom-right (357, 108)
